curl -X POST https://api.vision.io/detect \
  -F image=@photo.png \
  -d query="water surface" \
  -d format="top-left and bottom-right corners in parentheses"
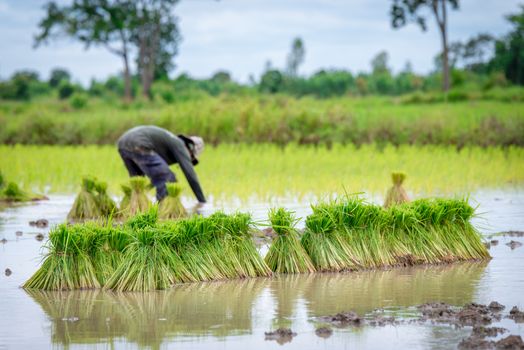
top-left (0, 191), bottom-right (523, 349)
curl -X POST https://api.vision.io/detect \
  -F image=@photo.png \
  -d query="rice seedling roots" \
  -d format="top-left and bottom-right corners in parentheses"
top-left (24, 197), bottom-right (490, 291)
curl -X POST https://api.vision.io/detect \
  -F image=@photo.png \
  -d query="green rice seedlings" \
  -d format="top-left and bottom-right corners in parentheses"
top-left (174, 215), bottom-right (230, 281)
top-left (384, 172), bottom-right (409, 208)
top-left (68, 177), bottom-right (101, 221)
top-left (219, 212), bottom-right (272, 278)
top-left (23, 224), bottom-right (99, 290)
top-left (265, 208), bottom-right (316, 274)
top-left (1, 182), bottom-right (31, 202)
top-left (94, 181), bottom-right (117, 217)
top-left (0, 171), bottom-right (4, 189)
top-left (104, 225), bottom-right (175, 292)
top-left (120, 185), bottom-right (132, 211)
top-left (301, 207), bottom-right (358, 272)
top-left (158, 183), bottom-right (187, 219)
top-left (119, 177), bottom-right (151, 218)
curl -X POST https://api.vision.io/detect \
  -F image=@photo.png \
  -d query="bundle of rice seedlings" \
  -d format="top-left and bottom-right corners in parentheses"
top-left (384, 172), bottom-right (409, 208)
top-left (301, 208), bottom-right (357, 272)
top-left (1, 182), bottom-right (31, 202)
top-left (172, 215), bottom-right (229, 281)
top-left (119, 177), bottom-right (151, 218)
top-left (333, 197), bottom-right (392, 268)
top-left (93, 181), bottom-right (117, 217)
top-left (67, 177), bottom-right (101, 221)
top-left (103, 228), bottom-right (174, 292)
top-left (218, 212), bottom-right (272, 278)
top-left (158, 183), bottom-right (187, 219)
top-left (23, 224), bottom-right (99, 290)
top-left (89, 225), bottom-right (131, 285)
top-left (265, 208), bottom-right (316, 274)
top-left (412, 198), bottom-right (489, 261)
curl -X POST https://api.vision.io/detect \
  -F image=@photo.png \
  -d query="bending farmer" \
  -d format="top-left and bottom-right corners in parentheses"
top-left (117, 125), bottom-right (206, 203)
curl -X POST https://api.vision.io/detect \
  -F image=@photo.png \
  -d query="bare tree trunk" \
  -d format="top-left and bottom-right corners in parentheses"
top-left (440, 0), bottom-right (450, 92)
top-left (123, 51), bottom-right (132, 101)
top-left (433, 0), bottom-right (450, 92)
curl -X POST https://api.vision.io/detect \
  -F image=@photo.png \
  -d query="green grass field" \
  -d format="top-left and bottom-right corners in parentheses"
top-left (1, 95), bottom-right (523, 146)
top-left (1, 144), bottom-right (522, 202)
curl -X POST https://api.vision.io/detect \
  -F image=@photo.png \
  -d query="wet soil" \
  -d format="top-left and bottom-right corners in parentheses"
top-left (506, 241), bottom-right (523, 250)
top-left (5, 268), bottom-right (12, 276)
top-left (314, 327), bottom-right (333, 338)
top-left (29, 219), bottom-right (49, 228)
top-left (502, 231), bottom-right (524, 237)
top-left (35, 233), bottom-right (45, 241)
top-left (491, 240), bottom-right (499, 246)
top-left (264, 328), bottom-right (297, 344)
top-left (509, 307), bottom-right (524, 323)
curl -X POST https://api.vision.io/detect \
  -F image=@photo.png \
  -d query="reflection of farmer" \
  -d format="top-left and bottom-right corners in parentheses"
top-left (117, 126), bottom-right (206, 203)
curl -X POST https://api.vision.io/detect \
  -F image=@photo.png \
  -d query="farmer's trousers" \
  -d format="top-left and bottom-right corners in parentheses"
top-left (118, 148), bottom-right (176, 201)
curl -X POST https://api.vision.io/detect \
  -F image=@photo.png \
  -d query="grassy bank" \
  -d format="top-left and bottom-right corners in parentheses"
top-left (0, 144), bottom-right (522, 201)
top-left (1, 95), bottom-right (523, 146)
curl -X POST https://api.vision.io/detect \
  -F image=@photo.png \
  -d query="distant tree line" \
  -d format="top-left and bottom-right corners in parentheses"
top-left (0, 5), bottom-right (522, 102)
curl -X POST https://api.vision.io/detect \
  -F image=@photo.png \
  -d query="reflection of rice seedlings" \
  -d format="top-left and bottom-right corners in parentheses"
top-left (265, 208), bottom-right (316, 274)
top-left (303, 261), bottom-right (488, 317)
top-left (25, 290), bottom-right (124, 346)
top-left (158, 183), bottom-right (187, 219)
top-left (23, 224), bottom-right (100, 290)
top-left (384, 172), bottom-right (409, 208)
top-left (68, 177), bottom-right (101, 221)
top-left (119, 176), bottom-right (151, 218)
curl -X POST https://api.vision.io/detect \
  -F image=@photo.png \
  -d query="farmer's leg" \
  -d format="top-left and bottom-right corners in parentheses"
top-left (134, 153), bottom-right (176, 201)
top-left (118, 148), bottom-right (145, 177)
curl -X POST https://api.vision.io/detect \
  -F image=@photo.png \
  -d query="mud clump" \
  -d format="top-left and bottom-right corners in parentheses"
top-left (418, 302), bottom-right (457, 323)
top-left (502, 231), bottom-right (524, 237)
top-left (368, 315), bottom-right (398, 327)
top-left (315, 327), bottom-right (333, 338)
top-left (5, 268), bottom-right (12, 276)
top-left (15, 231), bottom-right (23, 236)
top-left (490, 240), bottom-right (499, 246)
top-left (1, 238), bottom-right (7, 244)
top-left (472, 326), bottom-right (507, 337)
top-left (29, 219), bottom-right (49, 228)
top-left (321, 311), bottom-right (363, 327)
top-left (489, 301), bottom-right (505, 312)
top-left (35, 233), bottom-right (45, 241)
top-left (459, 336), bottom-right (495, 349)
top-left (508, 306), bottom-right (524, 323)
top-left (506, 241), bottom-right (523, 250)
top-left (495, 335), bottom-right (524, 349)
top-left (265, 328), bottom-right (297, 344)
top-left (417, 302), bottom-right (504, 326)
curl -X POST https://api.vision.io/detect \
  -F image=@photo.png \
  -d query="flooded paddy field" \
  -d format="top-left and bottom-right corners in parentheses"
top-left (1, 191), bottom-right (523, 349)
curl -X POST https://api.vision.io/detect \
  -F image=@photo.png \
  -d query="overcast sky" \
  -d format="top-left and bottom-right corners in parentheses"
top-left (0, 0), bottom-right (520, 85)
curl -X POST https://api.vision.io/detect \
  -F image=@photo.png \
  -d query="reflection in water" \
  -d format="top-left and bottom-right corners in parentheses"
top-left (27, 261), bottom-right (488, 349)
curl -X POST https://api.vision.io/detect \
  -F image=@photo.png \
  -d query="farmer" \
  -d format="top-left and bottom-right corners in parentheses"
top-left (117, 125), bottom-right (206, 203)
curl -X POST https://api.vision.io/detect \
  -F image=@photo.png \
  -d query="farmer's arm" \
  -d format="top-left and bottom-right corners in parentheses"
top-left (169, 138), bottom-right (207, 203)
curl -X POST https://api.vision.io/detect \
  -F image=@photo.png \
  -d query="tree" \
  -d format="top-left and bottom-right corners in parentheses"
top-left (371, 51), bottom-right (390, 74)
top-left (35, 0), bottom-right (180, 101)
top-left (390, 0), bottom-right (459, 92)
top-left (49, 68), bottom-right (71, 87)
top-left (489, 6), bottom-right (524, 85)
top-left (133, 0), bottom-right (180, 98)
top-left (286, 37), bottom-right (305, 77)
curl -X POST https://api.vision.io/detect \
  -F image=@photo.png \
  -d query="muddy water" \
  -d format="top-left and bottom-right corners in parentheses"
top-left (0, 191), bottom-right (523, 349)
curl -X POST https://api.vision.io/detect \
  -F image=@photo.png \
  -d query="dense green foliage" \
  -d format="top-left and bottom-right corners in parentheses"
top-left (1, 95), bottom-right (523, 147)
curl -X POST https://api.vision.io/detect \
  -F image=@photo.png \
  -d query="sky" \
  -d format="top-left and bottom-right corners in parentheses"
top-left (0, 0), bottom-right (520, 85)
